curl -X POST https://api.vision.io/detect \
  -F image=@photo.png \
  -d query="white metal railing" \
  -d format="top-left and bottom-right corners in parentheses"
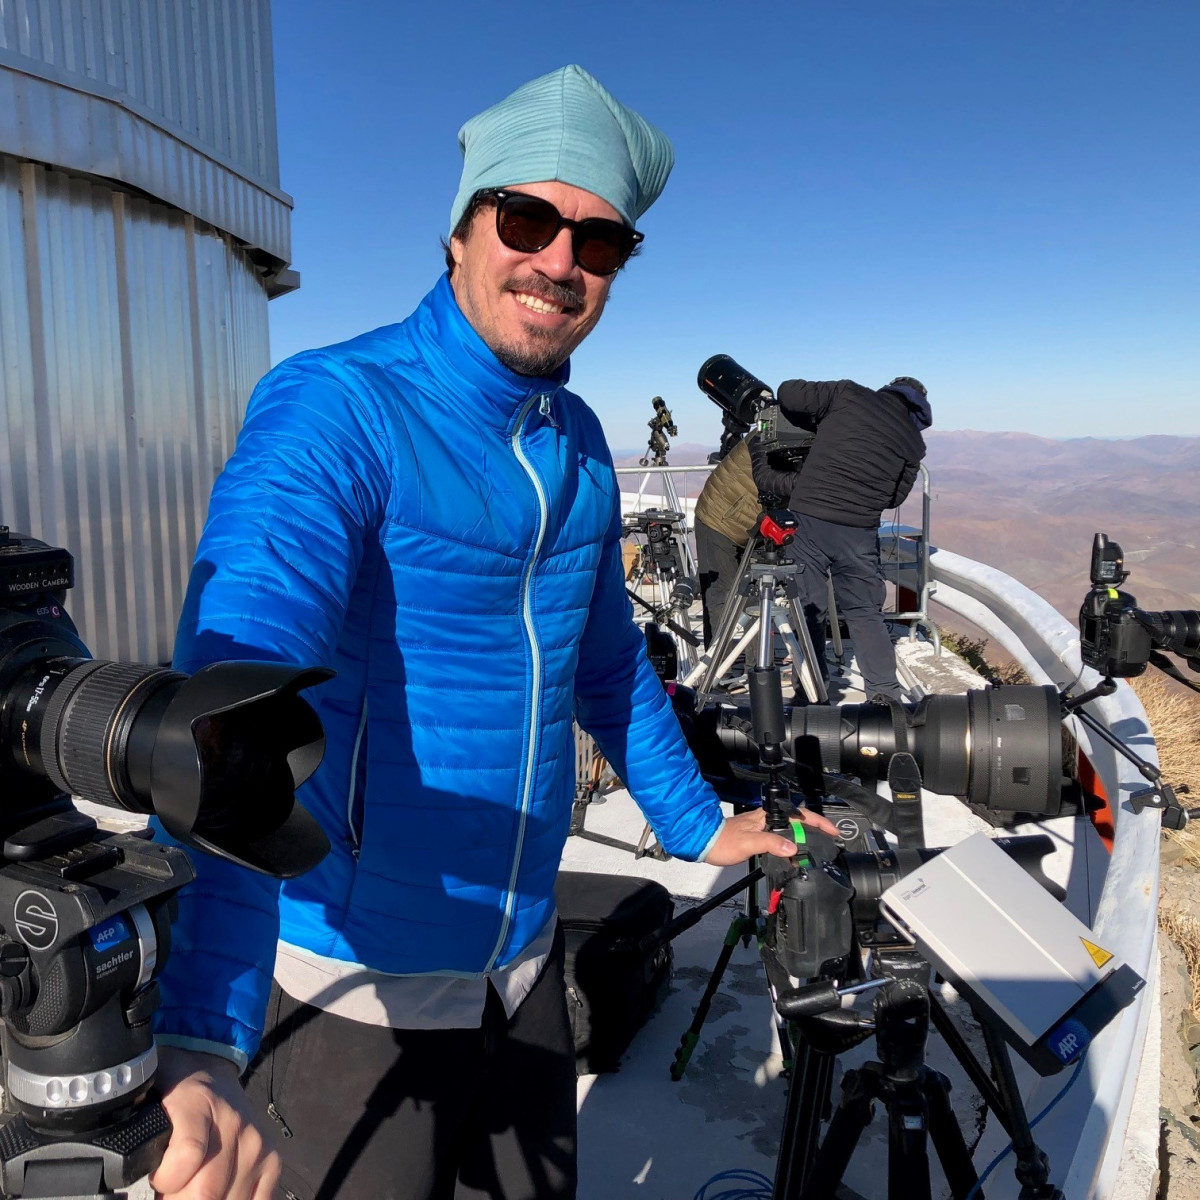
top-left (926, 545), bottom-right (1159, 1200)
top-left (879, 463), bottom-right (935, 640)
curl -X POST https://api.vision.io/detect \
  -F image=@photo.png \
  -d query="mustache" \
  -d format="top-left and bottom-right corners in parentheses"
top-left (504, 275), bottom-right (583, 312)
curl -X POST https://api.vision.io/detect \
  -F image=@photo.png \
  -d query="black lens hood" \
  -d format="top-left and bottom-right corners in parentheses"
top-left (150, 661), bottom-right (334, 878)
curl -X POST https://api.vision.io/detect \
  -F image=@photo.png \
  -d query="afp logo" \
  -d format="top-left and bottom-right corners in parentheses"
top-left (14, 890), bottom-right (59, 951)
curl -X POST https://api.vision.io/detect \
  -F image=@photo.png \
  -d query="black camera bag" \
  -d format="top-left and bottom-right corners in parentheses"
top-left (555, 871), bottom-right (674, 1075)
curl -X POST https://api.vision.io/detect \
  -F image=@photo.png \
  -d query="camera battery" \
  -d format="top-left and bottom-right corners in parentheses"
top-left (879, 832), bottom-right (1144, 1075)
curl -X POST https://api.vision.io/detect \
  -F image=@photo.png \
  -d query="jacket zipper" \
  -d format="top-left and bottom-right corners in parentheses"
top-left (485, 391), bottom-right (550, 970)
top-left (346, 698), bottom-right (368, 857)
top-left (265, 988), bottom-right (294, 1138)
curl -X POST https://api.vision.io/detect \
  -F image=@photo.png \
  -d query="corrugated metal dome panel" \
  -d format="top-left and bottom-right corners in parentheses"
top-left (0, 154), bottom-right (269, 663)
top-left (0, 0), bottom-right (292, 273)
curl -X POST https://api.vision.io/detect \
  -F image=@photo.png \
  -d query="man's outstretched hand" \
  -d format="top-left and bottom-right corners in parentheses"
top-left (704, 805), bottom-right (840, 866)
top-left (151, 1047), bottom-right (280, 1200)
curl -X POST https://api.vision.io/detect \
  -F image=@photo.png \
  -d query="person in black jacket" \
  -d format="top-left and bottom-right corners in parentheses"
top-left (756, 376), bottom-right (932, 701)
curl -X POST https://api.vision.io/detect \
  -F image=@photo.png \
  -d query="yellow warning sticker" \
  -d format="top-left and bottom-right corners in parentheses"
top-left (1081, 938), bottom-right (1113, 969)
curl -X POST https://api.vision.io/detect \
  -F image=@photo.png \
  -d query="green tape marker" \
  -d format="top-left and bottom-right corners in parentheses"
top-left (790, 819), bottom-right (808, 843)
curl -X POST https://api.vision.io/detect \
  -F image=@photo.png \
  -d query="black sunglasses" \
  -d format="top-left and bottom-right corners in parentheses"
top-left (481, 189), bottom-right (643, 277)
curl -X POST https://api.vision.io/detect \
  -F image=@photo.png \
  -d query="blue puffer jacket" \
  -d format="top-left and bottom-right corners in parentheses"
top-left (154, 274), bottom-right (724, 1064)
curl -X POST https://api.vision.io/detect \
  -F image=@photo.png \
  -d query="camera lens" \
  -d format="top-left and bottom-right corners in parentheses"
top-left (697, 355), bottom-right (774, 427)
top-left (4, 655), bottom-right (184, 814)
top-left (789, 685), bottom-right (1062, 815)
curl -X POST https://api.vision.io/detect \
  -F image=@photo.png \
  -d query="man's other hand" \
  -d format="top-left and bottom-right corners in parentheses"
top-left (151, 1046), bottom-right (280, 1200)
top-left (704, 805), bottom-right (841, 866)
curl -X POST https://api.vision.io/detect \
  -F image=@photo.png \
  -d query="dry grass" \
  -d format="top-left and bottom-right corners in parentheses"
top-left (1140, 672), bottom-right (1200, 1025)
top-left (1133, 673), bottom-right (1200, 868)
top-left (1161, 904), bottom-right (1200, 1026)
top-left (1132, 673), bottom-right (1200, 795)
top-left (937, 628), bottom-right (1032, 686)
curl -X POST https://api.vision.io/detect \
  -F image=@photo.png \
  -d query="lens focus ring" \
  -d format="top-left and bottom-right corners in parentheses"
top-left (42, 662), bottom-right (175, 807)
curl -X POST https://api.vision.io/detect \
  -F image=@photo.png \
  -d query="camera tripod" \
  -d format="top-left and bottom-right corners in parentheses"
top-left (770, 958), bottom-right (1070, 1200)
top-left (622, 508), bottom-right (702, 677)
top-left (0, 799), bottom-right (193, 1200)
top-left (774, 972), bottom-right (979, 1200)
top-left (685, 512), bottom-right (827, 705)
top-left (628, 395), bottom-right (700, 580)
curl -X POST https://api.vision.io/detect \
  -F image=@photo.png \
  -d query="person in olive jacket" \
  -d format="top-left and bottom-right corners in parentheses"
top-left (693, 435), bottom-right (781, 644)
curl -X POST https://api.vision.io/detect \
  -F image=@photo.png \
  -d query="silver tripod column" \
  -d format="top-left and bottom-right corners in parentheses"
top-left (686, 536), bottom-right (828, 706)
top-left (756, 569), bottom-right (775, 671)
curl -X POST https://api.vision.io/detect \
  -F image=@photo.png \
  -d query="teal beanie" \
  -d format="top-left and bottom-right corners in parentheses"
top-left (449, 64), bottom-right (674, 235)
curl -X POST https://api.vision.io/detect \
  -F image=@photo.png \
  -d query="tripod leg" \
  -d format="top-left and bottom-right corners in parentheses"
top-left (634, 820), bottom-right (667, 861)
top-left (980, 1021), bottom-right (1060, 1197)
top-left (885, 1084), bottom-right (933, 1200)
top-left (771, 1039), bottom-right (836, 1200)
top-left (568, 797), bottom-right (588, 837)
top-left (924, 1069), bottom-right (981, 1200)
top-left (783, 593), bottom-right (828, 703)
top-left (569, 726), bottom-right (599, 837)
top-left (794, 1066), bottom-right (877, 1200)
top-left (696, 544), bottom-right (758, 693)
top-left (670, 915), bottom-right (752, 1080)
top-left (826, 572), bottom-right (845, 665)
top-left (662, 472), bottom-right (699, 579)
top-left (739, 857), bottom-right (760, 947)
top-left (682, 619), bottom-right (761, 690)
top-left (777, 620), bottom-right (818, 703)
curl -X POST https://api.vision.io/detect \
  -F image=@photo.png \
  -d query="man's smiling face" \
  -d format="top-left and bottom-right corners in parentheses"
top-left (449, 180), bottom-right (619, 377)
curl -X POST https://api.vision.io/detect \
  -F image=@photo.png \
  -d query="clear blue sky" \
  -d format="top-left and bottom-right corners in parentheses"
top-left (269, 1), bottom-right (1198, 449)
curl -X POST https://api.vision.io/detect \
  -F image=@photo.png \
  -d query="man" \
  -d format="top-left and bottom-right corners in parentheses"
top-left (148, 66), bottom-right (835, 1200)
top-left (772, 376), bottom-right (932, 702)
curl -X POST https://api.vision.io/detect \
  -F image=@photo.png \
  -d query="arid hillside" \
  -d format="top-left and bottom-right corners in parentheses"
top-left (904, 432), bottom-right (1200, 617)
top-left (616, 432), bottom-right (1200, 619)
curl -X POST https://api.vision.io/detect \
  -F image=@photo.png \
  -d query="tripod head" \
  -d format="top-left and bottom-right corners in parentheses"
top-left (0, 809), bottom-right (193, 1197)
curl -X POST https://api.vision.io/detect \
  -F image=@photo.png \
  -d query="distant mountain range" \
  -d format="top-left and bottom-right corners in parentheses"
top-left (614, 432), bottom-right (1200, 622)
top-left (915, 432), bottom-right (1200, 620)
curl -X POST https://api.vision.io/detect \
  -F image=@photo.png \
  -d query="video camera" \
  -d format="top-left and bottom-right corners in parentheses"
top-left (758, 818), bottom-right (1061, 985)
top-left (0, 528), bottom-right (330, 1198)
top-left (697, 354), bottom-right (813, 466)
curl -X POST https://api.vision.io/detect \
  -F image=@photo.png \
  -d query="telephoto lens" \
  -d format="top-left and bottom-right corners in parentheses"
top-left (789, 685), bottom-right (1064, 815)
top-left (1139, 610), bottom-right (1200, 661)
top-left (697, 354), bottom-right (775, 427)
top-left (673, 683), bottom-right (1066, 818)
top-left (0, 581), bottom-right (330, 877)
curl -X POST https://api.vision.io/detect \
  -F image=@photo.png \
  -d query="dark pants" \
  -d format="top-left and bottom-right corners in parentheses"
top-left (789, 515), bottom-right (902, 701)
top-left (243, 929), bottom-right (577, 1200)
top-left (695, 518), bottom-right (745, 647)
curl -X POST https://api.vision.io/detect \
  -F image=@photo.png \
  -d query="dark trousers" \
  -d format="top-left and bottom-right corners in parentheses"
top-left (694, 518), bottom-right (745, 647)
top-left (789, 514), bottom-right (902, 701)
top-left (243, 929), bottom-right (577, 1200)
